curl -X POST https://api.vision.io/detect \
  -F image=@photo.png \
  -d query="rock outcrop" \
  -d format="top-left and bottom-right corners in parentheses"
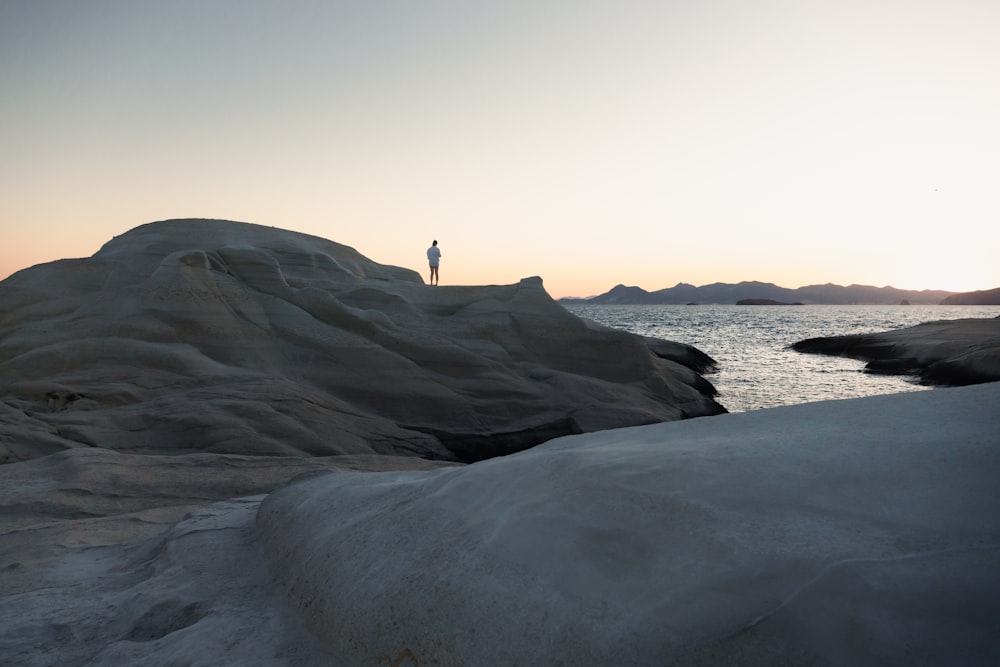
top-left (0, 218), bottom-right (727, 663)
top-left (256, 383), bottom-right (1000, 665)
top-left (0, 219), bottom-right (723, 464)
top-left (792, 317), bottom-right (1000, 385)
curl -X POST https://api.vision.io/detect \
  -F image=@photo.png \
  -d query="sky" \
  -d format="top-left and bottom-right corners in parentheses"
top-left (2, 0), bottom-right (998, 298)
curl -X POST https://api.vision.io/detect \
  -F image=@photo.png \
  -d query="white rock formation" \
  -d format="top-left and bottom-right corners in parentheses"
top-left (0, 219), bottom-right (722, 464)
top-left (3, 218), bottom-right (996, 665)
top-left (0, 217), bottom-right (724, 665)
top-left (257, 383), bottom-right (1000, 665)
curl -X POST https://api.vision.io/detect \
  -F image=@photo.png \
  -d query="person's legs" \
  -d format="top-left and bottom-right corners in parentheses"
top-left (430, 265), bottom-right (438, 285)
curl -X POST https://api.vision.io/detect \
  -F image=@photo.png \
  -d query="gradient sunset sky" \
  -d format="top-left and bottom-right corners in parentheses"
top-left (2, 0), bottom-right (997, 298)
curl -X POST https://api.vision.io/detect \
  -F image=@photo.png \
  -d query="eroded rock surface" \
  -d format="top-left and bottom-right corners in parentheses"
top-left (0, 218), bottom-right (723, 464)
top-left (257, 383), bottom-right (1000, 666)
top-left (793, 316), bottom-right (1000, 385)
top-left (0, 447), bottom-right (452, 666)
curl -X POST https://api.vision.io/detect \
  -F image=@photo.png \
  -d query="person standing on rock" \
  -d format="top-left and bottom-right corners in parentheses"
top-left (427, 240), bottom-right (441, 286)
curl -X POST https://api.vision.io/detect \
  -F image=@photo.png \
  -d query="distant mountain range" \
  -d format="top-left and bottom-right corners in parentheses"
top-left (941, 287), bottom-right (1000, 306)
top-left (558, 281), bottom-right (999, 306)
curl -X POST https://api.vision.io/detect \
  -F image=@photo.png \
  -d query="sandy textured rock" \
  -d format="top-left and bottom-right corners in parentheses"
top-left (0, 218), bottom-right (723, 464)
top-left (257, 383), bottom-right (1000, 666)
top-left (1, 495), bottom-right (329, 667)
top-left (793, 316), bottom-right (1000, 385)
top-left (0, 448), bottom-right (452, 667)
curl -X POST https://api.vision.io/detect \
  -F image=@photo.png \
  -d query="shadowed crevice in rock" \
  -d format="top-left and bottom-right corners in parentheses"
top-left (406, 416), bottom-right (586, 463)
top-left (125, 601), bottom-right (206, 642)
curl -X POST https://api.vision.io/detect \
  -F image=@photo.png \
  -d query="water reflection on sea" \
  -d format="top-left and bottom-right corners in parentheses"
top-left (563, 304), bottom-right (1000, 413)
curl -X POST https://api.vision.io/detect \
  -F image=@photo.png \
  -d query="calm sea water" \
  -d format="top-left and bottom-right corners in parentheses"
top-left (563, 304), bottom-right (1000, 413)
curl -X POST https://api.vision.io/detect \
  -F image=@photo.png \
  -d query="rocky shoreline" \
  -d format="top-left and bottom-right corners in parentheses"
top-left (792, 316), bottom-right (1000, 386)
top-left (2, 220), bottom-right (998, 665)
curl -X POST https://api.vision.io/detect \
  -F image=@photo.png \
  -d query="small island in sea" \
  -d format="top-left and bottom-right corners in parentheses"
top-left (736, 298), bottom-right (804, 305)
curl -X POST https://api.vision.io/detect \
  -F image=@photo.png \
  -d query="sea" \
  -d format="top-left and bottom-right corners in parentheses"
top-left (562, 304), bottom-right (1000, 413)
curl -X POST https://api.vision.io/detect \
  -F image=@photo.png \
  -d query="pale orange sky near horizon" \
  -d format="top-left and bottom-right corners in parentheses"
top-left (2, 0), bottom-right (998, 299)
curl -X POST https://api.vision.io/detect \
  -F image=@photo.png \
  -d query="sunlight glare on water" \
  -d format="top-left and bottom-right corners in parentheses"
top-left (563, 304), bottom-right (1000, 412)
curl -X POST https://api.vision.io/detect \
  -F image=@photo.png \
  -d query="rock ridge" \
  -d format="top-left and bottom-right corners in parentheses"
top-left (0, 218), bottom-right (724, 463)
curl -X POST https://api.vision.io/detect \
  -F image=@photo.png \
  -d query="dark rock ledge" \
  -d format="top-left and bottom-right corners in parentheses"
top-left (792, 316), bottom-right (1000, 386)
